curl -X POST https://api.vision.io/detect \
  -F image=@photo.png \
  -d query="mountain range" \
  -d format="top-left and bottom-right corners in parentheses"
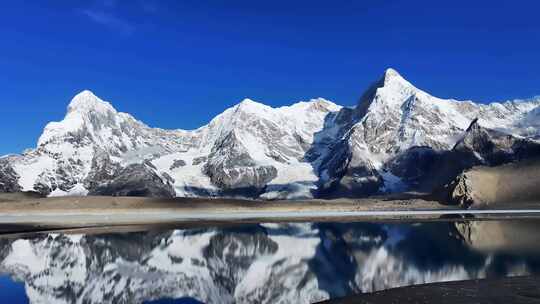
top-left (1, 68), bottom-right (539, 199)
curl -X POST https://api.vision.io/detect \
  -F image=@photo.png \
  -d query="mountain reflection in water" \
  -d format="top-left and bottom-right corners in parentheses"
top-left (1, 220), bottom-right (539, 304)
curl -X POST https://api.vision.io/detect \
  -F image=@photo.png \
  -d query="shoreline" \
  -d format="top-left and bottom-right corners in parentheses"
top-left (2, 208), bottom-right (540, 224)
top-left (1, 194), bottom-right (539, 233)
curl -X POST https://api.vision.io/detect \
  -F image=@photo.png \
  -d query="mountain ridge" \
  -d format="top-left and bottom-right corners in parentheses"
top-left (2, 69), bottom-right (539, 199)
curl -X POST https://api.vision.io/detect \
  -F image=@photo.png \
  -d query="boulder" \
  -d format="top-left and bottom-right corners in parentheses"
top-left (440, 158), bottom-right (540, 208)
top-left (0, 159), bottom-right (21, 193)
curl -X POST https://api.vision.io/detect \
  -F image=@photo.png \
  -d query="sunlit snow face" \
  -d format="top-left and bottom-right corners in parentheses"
top-left (4, 71), bottom-right (540, 199)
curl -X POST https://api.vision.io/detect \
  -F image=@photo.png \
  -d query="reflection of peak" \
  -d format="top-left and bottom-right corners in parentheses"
top-left (67, 90), bottom-right (117, 114)
top-left (0, 223), bottom-right (531, 304)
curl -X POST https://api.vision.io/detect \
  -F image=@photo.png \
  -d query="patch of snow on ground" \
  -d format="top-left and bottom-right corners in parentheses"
top-left (48, 183), bottom-right (89, 197)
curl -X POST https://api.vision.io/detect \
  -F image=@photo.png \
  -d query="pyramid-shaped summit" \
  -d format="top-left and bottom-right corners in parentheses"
top-left (1, 70), bottom-right (539, 200)
top-left (67, 90), bottom-right (117, 114)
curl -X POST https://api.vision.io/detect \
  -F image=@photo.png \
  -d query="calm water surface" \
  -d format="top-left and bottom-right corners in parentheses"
top-left (1, 220), bottom-right (539, 304)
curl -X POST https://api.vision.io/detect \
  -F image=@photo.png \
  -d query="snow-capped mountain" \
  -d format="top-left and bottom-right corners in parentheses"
top-left (1, 69), bottom-right (539, 199)
top-left (317, 69), bottom-right (540, 196)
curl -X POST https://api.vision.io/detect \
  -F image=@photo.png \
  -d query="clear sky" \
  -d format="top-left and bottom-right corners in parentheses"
top-left (1, 0), bottom-right (539, 155)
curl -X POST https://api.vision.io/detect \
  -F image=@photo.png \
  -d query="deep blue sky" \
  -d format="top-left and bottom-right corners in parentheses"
top-left (1, 0), bottom-right (539, 155)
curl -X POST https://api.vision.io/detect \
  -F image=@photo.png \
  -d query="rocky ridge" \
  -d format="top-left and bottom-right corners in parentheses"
top-left (1, 69), bottom-right (539, 199)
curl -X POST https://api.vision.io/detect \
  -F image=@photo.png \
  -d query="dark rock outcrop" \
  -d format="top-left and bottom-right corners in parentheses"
top-left (89, 163), bottom-right (175, 198)
top-left (440, 172), bottom-right (475, 208)
top-left (0, 158), bottom-right (21, 193)
top-left (318, 134), bottom-right (383, 198)
top-left (84, 150), bottom-right (121, 191)
top-left (432, 120), bottom-right (540, 207)
top-left (192, 156), bottom-right (207, 166)
top-left (204, 131), bottom-right (277, 195)
top-left (3, 74), bottom-right (540, 199)
top-left (387, 120), bottom-right (540, 199)
top-left (453, 118), bottom-right (540, 165)
top-left (170, 159), bottom-right (186, 170)
top-left (440, 157), bottom-right (540, 208)
top-left (386, 146), bottom-right (479, 193)
top-left (387, 147), bottom-right (443, 191)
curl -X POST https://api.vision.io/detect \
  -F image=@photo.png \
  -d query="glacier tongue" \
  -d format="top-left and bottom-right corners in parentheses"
top-left (3, 69), bottom-right (540, 199)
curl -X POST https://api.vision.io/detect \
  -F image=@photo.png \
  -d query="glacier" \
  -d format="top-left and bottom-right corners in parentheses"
top-left (1, 68), bottom-right (539, 199)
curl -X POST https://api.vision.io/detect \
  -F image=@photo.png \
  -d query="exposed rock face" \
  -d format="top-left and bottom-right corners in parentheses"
top-left (441, 158), bottom-right (540, 208)
top-left (318, 134), bottom-right (382, 198)
top-left (348, 69), bottom-right (479, 156)
top-left (89, 164), bottom-right (175, 198)
top-left (2, 70), bottom-right (540, 199)
top-left (192, 156), bottom-right (208, 166)
top-left (442, 173), bottom-right (475, 208)
top-left (0, 158), bottom-right (21, 193)
top-left (203, 131), bottom-right (278, 195)
top-left (318, 69), bottom-right (540, 197)
top-left (429, 120), bottom-right (540, 207)
top-left (387, 118), bottom-right (540, 196)
top-left (386, 146), bottom-right (481, 194)
top-left (84, 150), bottom-right (121, 191)
top-left (386, 147), bottom-right (443, 191)
top-left (454, 118), bottom-right (540, 165)
top-left (170, 159), bottom-right (186, 170)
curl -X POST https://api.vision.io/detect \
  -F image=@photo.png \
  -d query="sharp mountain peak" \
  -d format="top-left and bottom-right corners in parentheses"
top-left (3, 69), bottom-right (540, 200)
top-left (67, 90), bottom-right (116, 114)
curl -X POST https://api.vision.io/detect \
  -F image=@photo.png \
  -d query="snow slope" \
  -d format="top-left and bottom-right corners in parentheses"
top-left (3, 69), bottom-right (540, 198)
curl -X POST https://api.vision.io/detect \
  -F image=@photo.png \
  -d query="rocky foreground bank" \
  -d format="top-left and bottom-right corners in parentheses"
top-left (441, 158), bottom-right (540, 208)
top-left (0, 194), bottom-right (455, 231)
top-left (319, 276), bottom-right (540, 304)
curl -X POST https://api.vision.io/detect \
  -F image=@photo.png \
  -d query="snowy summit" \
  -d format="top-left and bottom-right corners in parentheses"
top-left (1, 69), bottom-right (539, 200)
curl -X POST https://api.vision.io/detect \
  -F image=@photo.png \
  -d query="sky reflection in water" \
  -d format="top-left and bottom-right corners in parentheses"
top-left (0, 220), bottom-right (539, 304)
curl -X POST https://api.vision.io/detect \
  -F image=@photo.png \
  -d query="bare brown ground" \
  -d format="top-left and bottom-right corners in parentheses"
top-left (0, 193), bottom-right (446, 213)
top-left (0, 194), bottom-right (458, 233)
top-left (0, 191), bottom-right (539, 234)
top-left (464, 158), bottom-right (540, 207)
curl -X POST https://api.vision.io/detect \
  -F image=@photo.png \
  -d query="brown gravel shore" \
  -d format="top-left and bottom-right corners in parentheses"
top-left (1, 193), bottom-right (539, 234)
top-left (0, 192), bottom-right (447, 213)
top-left (0, 194), bottom-right (451, 231)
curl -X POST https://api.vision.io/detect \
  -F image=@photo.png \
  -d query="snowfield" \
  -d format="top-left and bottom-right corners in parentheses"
top-left (3, 69), bottom-right (540, 199)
